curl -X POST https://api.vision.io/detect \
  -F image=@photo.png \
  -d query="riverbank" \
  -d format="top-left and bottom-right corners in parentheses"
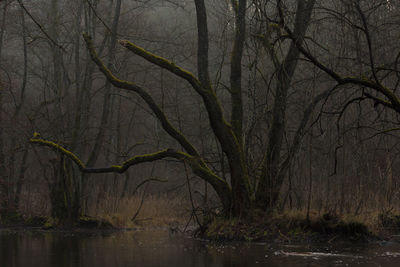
top-left (1, 212), bottom-right (398, 245)
top-left (0, 213), bottom-right (399, 245)
top-left (199, 210), bottom-right (400, 244)
top-left (0, 194), bottom-right (191, 229)
top-left (3, 194), bottom-right (400, 244)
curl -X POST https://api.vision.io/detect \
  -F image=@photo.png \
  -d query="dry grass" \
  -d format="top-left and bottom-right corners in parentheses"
top-left (275, 208), bottom-right (398, 237)
top-left (92, 194), bottom-right (192, 228)
top-left (16, 188), bottom-right (400, 236)
top-left (18, 191), bottom-right (50, 217)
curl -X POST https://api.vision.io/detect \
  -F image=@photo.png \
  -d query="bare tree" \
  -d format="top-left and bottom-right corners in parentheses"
top-left (30, 0), bottom-right (329, 217)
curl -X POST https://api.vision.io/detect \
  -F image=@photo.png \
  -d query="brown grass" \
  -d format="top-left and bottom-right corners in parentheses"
top-left (92, 194), bottom-right (192, 228)
top-left (278, 209), bottom-right (380, 232)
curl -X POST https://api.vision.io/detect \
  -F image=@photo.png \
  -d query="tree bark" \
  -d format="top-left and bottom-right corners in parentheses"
top-left (256, 0), bottom-right (316, 210)
top-left (0, 1), bottom-right (7, 214)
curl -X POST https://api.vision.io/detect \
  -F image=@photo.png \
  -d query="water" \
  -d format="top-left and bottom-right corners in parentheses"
top-left (1, 228), bottom-right (400, 266)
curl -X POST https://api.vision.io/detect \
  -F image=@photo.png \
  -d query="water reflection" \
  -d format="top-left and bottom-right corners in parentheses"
top-left (1, 228), bottom-right (400, 266)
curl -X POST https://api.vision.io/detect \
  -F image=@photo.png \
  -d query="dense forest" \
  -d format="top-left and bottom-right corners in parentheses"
top-left (1, 0), bottom-right (400, 231)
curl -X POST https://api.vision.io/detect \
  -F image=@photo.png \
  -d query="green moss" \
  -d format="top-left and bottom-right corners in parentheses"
top-left (43, 220), bottom-right (54, 230)
top-left (29, 137), bottom-right (86, 169)
top-left (269, 23), bottom-right (280, 29)
top-left (111, 165), bottom-right (122, 171)
top-left (120, 39), bottom-right (198, 80)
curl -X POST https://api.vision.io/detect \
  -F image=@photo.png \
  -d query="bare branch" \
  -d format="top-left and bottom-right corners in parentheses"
top-left (16, 0), bottom-right (65, 51)
top-left (364, 92), bottom-right (394, 109)
top-left (83, 33), bottom-right (200, 157)
top-left (230, 0), bottom-right (246, 142)
top-left (84, 0), bottom-right (114, 35)
top-left (282, 24), bottom-right (400, 113)
top-left (133, 178), bottom-right (168, 194)
top-left (279, 87), bottom-right (335, 176)
top-left (354, 2), bottom-right (380, 85)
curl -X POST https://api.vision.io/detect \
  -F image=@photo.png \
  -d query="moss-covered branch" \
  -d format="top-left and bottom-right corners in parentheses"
top-left (29, 133), bottom-right (232, 209)
top-left (114, 35), bottom-right (239, 161)
top-left (82, 33), bottom-right (240, 212)
top-left (84, 33), bottom-right (242, 187)
top-left (118, 40), bottom-right (204, 92)
top-left (82, 33), bottom-right (199, 157)
top-left (30, 134), bottom-right (186, 174)
top-left (30, 137), bottom-right (86, 170)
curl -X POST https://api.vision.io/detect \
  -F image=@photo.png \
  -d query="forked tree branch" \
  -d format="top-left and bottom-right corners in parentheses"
top-left (83, 33), bottom-right (200, 157)
top-left (109, 35), bottom-right (243, 177)
top-left (364, 92), bottom-right (394, 109)
top-left (117, 37), bottom-right (236, 152)
top-left (82, 32), bottom-right (235, 209)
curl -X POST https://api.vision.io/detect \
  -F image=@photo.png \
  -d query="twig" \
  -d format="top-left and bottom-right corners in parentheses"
top-left (132, 178), bottom-right (168, 195)
top-left (84, 0), bottom-right (114, 35)
top-left (131, 189), bottom-right (147, 222)
top-left (184, 162), bottom-right (203, 230)
top-left (16, 0), bottom-right (65, 51)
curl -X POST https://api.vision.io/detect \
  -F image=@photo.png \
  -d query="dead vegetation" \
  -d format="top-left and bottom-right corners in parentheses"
top-left (91, 193), bottom-right (192, 228)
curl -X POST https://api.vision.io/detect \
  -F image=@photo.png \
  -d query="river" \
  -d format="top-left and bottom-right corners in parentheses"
top-left (1, 228), bottom-right (400, 266)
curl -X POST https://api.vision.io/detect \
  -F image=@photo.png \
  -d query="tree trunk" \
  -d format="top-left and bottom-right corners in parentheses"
top-left (256, 0), bottom-right (316, 210)
top-left (0, 0), bottom-right (8, 217)
top-left (49, 157), bottom-right (81, 225)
